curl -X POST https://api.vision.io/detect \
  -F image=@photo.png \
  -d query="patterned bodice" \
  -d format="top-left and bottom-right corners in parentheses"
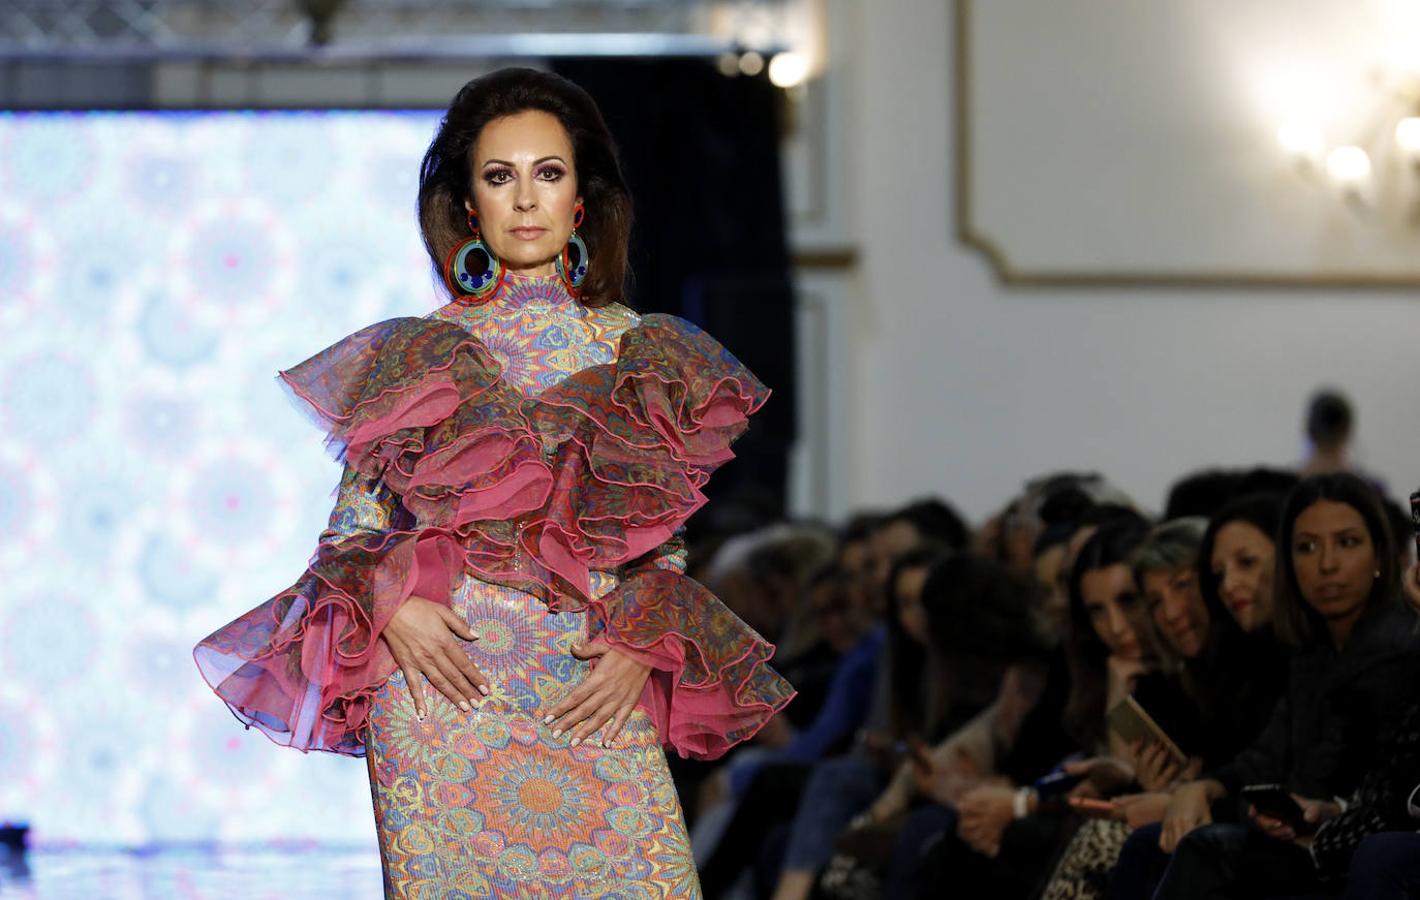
top-left (198, 273), bottom-right (783, 763)
top-left (427, 272), bottom-right (639, 398)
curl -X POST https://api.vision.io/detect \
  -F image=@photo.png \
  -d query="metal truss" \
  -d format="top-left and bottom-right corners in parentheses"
top-left (0, 0), bottom-right (789, 52)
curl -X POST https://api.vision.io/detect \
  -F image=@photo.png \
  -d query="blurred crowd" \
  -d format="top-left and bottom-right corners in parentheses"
top-left (673, 390), bottom-right (1420, 900)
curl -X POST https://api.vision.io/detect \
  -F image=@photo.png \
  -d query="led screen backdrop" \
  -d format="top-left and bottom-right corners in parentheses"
top-left (0, 110), bottom-right (447, 845)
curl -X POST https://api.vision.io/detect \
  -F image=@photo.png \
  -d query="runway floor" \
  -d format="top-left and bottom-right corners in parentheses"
top-left (0, 846), bottom-right (384, 899)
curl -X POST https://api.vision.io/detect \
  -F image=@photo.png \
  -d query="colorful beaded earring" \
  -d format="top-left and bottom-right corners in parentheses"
top-left (444, 210), bottom-right (504, 301)
top-left (556, 203), bottom-right (589, 295)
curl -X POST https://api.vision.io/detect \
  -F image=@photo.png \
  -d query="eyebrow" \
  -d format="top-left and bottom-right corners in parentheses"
top-left (480, 156), bottom-right (568, 168)
top-left (1295, 527), bottom-right (1364, 538)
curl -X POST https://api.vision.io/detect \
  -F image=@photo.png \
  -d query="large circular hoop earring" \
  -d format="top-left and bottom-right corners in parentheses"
top-left (444, 211), bottom-right (504, 301)
top-left (556, 203), bottom-right (589, 296)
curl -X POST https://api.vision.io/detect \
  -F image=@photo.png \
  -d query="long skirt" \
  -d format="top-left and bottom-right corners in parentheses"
top-left (363, 576), bottom-right (701, 899)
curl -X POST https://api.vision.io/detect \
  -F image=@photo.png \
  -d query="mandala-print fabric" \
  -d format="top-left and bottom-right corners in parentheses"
top-left (365, 586), bottom-right (699, 898)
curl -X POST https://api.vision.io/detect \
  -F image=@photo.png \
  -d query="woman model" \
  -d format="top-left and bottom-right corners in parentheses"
top-left (194, 68), bottom-right (794, 897)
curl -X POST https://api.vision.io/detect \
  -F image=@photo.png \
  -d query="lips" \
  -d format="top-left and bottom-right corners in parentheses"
top-left (1315, 583), bottom-right (1349, 601)
top-left (510, 226), bottom-right (547, 239)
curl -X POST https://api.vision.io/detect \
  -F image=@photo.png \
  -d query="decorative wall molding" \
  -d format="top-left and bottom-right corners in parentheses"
top-left (952, 0), bottom-right (1420, 289)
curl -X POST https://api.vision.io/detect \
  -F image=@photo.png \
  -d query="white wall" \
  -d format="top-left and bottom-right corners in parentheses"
top-left (810, 0), bottom-right (1420, 521)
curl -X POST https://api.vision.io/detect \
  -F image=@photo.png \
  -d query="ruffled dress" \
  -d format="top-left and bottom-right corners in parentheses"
top-left (193, 273), bottom-right (795, 898)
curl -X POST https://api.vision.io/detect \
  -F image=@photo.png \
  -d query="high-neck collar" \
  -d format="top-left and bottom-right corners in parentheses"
top-left (493, 271), bottom-right (578, 310)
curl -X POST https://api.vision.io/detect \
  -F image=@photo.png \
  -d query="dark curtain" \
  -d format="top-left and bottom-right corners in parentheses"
top-left (553, 58), bottom-right (797, 534)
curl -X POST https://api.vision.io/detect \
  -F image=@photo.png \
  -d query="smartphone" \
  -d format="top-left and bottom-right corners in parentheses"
top-left (1240, 784), bottom-right (1312, 834)
top-left (1033, 769), bottom-right (1087, 798)
top-left (1067, 796), bottom-right (1117, 818)
top-left (1106, 695), bottom-right (1187, 765)
top-left (1409, 491), bottom-right (1420, 563)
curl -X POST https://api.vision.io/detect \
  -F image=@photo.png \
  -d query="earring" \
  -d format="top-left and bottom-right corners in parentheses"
top-left (556, 203), bottom-right (589, 295)
top-left (444, 211), bottom-right (504, 301)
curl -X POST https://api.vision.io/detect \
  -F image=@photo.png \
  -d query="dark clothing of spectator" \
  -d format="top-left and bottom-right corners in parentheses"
top-left (729, 625), bottom-right (884, 795)
top-left (1208, 604), bottom-right (1420, 801)
top-left (1114, 603), bottom-right (1420, 900)
top-left (1312, 696), bottom-right (1420, 877)
top-left (1342, 832), bottom-right (1420, 900)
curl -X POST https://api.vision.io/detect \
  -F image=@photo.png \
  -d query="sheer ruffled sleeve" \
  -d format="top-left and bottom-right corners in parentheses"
top-left (195, 311), bottom-right (791, 758)
top-left (193, 463), bottom-right (462, 756)
top-left (587, 563), bottom-right (796, 762)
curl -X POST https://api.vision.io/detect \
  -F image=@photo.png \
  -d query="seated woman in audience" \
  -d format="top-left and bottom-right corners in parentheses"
top-left (1107, 492), bottom-right (1291, 894)
top-left (743, 563), bottom-right (877, 755)
top-left (747, 545), bottom-right (1020, 900)
top-left (1135, 474), bottom-right (1420, 900)
top-left (1042, 511), bottom-right (1289, 898)
top-left (894, 514), bottom-right (1155, 899)
top-left (799, 511), bottom-right (1085, 900)
top-left (805, 549), bottom-right (1071, 900)
top-left (1260, 559), bottom-right (1420, 900)
top-left (696, 542), bottom-right (952, 898)
top-left (1124, 493), bottom-right (1292, 779)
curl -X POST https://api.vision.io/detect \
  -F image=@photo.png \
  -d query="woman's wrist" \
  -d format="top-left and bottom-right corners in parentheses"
top-left (1181, 778), bottom-right (1226, 802)
top-left (1012, 786), bottom-right (1037, 819)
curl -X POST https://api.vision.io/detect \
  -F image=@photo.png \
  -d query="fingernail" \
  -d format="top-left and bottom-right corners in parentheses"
top-left (478, 685), bottom-right (490, 696)
top-left (543, 715), bottom-right (555, 725)
top-left (601, 739), bottom-right (610, 748)
top-left (551, 729), bottom-right (562, 738)
top-left (417, 711), bottom-right (425, 721)
top-left (570, 737), bottom-right (581, 747)
top-left (458, 701), bottom-right (471, 712)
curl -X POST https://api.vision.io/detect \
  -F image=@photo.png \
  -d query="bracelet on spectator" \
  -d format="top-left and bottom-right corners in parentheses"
top-left (1013, 786), bottom-right (1034, 819)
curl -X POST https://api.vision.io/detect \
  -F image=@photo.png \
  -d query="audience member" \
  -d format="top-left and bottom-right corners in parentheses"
top-left (671, 443), bottom-right (1419, 900)
top-left (1138, 474), bottom-right (1420, 899)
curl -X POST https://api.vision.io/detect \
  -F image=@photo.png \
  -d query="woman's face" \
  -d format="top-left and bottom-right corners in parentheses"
top-left (466, 110), bottom-right (581, 276)
top-left (808, 581), bottom-right (861, 655)
top-left (1211, 521), bottom-right (1276, 633)
top-left (1291, 499), bottom-right (1377, 629)
top-left (1141, 566), bottom-right (1209, 659)
top-left (894, 564), bottom-right (932, 646)
top-left (1080, 563), bottom-right (1145, 660)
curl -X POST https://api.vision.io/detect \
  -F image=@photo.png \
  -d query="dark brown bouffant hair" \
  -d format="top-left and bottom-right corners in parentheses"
top-left (417, 67), bottom-right (632, 307)
top-left (1273, 472), bottom-right (1399, 648)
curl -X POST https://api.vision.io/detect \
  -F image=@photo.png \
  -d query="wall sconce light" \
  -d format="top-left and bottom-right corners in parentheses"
top-left (1278, 120), bottom-right (1325, 170)
top-left (1275, 61), bottom-right (1420, 218)
top-left (768, 51), bottom-right (810, 89)
top-left (1326, 144), bottom-right (1373, 204)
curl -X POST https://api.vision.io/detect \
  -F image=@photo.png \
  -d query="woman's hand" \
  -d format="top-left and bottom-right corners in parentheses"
top-left (1131, 739), bottom-right (1201, 793)
top-left (908, 744), bottom-right (982, 806)
top-left (1160, 780), bottom-right (1224, 852)
top-left (1248, 795), bottom-right (1342, 848)
top-left (381, 595), bottom-right (488, 718)
top-left (1063, 756), bottom-right (1135, 799)
top-left (541, 638), bottom-right (652, 748)
top-left (1106, 656), bottom-right (1149, 703)
top-left (1111, 792), bottom-right (1172, 829)
top-left (956, 785), bottom-right (1016, 858)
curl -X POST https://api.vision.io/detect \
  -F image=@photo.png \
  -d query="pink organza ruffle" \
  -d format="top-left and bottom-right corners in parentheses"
top-left (194, 527), bottom-right (462, 755)
top-left (195, 313), bottom-right (777, 756)
top-left (587, 570), bottom-right (796, 761)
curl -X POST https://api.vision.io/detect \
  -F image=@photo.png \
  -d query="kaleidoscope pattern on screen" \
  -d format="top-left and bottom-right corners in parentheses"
top-left (0, 110), bottom-right (447, 845)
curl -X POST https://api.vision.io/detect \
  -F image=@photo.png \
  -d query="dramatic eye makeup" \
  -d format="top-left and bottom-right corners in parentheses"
top-left (481, 165), bottom-right (514, 185)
